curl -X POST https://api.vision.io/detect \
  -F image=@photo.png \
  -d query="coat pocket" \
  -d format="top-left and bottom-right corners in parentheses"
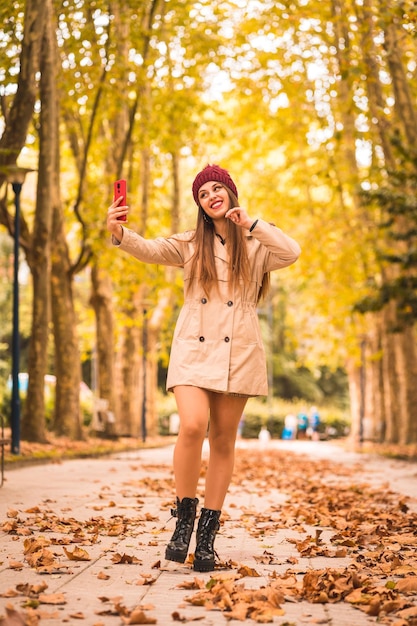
top-left (174, 302), bottom-right (200, 340)
top-left (234, 305), bottom-right (262, 346)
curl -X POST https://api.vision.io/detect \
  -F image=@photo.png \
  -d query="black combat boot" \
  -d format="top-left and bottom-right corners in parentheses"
top-left (193, 507), bottom-right (221, 572)
top-left (165, 497), bottom-right (199, 563)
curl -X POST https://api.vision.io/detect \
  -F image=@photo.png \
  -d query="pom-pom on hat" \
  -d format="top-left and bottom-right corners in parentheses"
top-left (192, 164), bottom-right (238, 205)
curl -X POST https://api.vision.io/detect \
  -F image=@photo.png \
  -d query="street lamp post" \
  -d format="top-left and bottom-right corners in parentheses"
top-left (141, 307), bottom-right (148, 443)
top-left (4, 166), bottom-right (36, 455)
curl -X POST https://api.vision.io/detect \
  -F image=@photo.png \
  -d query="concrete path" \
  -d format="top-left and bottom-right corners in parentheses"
top-left (0, 439), bottom-right (416, 625)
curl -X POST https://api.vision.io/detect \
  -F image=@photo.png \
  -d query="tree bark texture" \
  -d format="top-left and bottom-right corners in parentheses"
top-left (50, 211), bottom-right (82, 439)
top-left (394, 325), bottom-right (417, 444)
top-left (349, 0), bottom-right (417, 444)
top-left (22, 0), bottom-right (55, 442)
top-left (90, 264), bottom-right (116, 423)
top-left (114, 324), bottom-right (141, 436)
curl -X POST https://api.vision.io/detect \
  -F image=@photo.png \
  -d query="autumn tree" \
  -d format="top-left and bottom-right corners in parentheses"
top-left (21, 0), bottom-right (56, 442)
top-left (0, 0), bottom-right (49, 441)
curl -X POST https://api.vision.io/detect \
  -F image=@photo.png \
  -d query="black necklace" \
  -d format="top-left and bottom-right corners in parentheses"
top-left (215, 233), bottom-right (226, 245)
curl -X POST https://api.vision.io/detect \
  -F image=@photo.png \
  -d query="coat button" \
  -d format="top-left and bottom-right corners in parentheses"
top-left (199, 336), bottom-right (205, 342)
top-left (227, 301), bottom-right (233, 306)
top-left (224, 336), bottom-right (230, 342)
top-left (201, 298), bottom-right (207, 304)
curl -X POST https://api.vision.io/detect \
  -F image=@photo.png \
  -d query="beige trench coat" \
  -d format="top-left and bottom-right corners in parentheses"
top-left (114, 218), bottom-right (300, 396)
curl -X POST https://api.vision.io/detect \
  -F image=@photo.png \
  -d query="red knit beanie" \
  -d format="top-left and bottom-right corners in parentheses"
top-left (192, 164), bottom-right (238, 205)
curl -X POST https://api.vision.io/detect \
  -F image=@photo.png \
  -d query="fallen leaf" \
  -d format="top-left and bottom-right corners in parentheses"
top-left (63, 546), bottom-right (91, 561)
top-left (121, 608), bottom-right (157, 624)
top-left (395, 577), bottom-right (417, 593)
top-left (0, 590), bottom-right (19, 599)
top-left (38, 592), bottom-right (66, 605)
top-left (0, 605), bottom-right (33, 626)
top-left (111, 553), bottom-right (141, 564)
top-left (135, 575), bottom-right (157, 586)
top-left (237, 564), bottom-right (260, 577)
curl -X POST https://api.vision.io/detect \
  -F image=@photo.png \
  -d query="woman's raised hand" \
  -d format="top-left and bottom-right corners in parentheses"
top-left (107, 196), bottom-right (128, 240)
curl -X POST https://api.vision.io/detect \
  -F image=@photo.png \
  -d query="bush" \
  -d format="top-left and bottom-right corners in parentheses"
top-left (240, 397), bottom-right (350, 440)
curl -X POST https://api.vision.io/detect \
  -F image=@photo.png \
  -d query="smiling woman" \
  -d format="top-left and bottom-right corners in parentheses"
top-left (106, 162), bottom-right (300, 571)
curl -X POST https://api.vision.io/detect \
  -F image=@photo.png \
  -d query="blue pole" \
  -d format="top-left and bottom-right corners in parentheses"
top-left (11, 181), bottom-right (22, 455)
top-left (141, 309), bottom-right (147, 442)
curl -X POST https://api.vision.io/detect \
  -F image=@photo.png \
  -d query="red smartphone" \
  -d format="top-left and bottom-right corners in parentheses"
top-left (114, 179), bottom-right (127, 221)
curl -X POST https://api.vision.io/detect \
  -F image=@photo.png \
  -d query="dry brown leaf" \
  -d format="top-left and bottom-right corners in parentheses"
top-left (254, 551), bottom-right (280, 565)
top-left (251, 606), bottom-right (285, 622)
top-left (0, 605), bottom-right (33, 626)
top-left (224, 601), bottom-right (250, 621)
top-left (38, 592), bottom-right (66, 605)
top-left (381, 600), bottom-right (405, 614)
top-left (135, 575), bottom-right (157, 586)
top-left (121, 609), bottom-right (156, 624)
top-left (171, 611), bottom-right (205, 622)
top-left (111, 553), bottom-right (141, 564)
top-left (1, 521), bottom-right (18, 533)
top-left (15, 583), bottom-right (48, 597)
top-left (397, 606), bottom-right (417, 619)
top-left (23, 538), bottom-right (51, 554)
top-left (0, 590), bottom-right (20, 599)
top-left (107, 523), bottom-right (126, 536)
top-left (25, 548), bottom-right (57, 569)
top-left (395, 577), bottom-right (417, 593)
top-left (63, 546), bottom-right (91, 561)
top-left (237, 564), bottom-right (260, 577)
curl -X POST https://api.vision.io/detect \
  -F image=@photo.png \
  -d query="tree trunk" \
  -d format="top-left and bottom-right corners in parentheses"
top-left (50, 222), bottom-right (82, 439)
top-left (366, 312), bottom-right (386, 443)
top-left (380, 302), bottom-right (401, 443)
top-left (21, 0), bottom-right (55, 442)
top-left (90, 263), bottom-right (117, 434)
top-left (346, 357), bottom-right (362, 447)
top-left (145, 325), bottom-right (158, 437)
top-left (50, 243), bottom-right (82, 439)
top-left (395, 325), bottom-right (417, 444)
top-left (115, 323), bottom-right (141, 436)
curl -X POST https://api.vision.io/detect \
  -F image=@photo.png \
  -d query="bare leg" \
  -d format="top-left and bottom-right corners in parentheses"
top-left (204, 393), bottom-right (248, 510)
top-left (173, 386), bottom-right (210, 499)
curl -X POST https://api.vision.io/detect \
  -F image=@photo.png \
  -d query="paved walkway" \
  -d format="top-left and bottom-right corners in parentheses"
top-left (0, 439), bottom-right (416, 625)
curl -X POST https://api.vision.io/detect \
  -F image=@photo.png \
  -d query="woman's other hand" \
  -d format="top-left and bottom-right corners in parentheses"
top-left (225, 206), bottom-right (253, 230)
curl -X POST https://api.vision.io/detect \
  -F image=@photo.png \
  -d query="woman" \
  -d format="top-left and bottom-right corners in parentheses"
top-left (107, 164), bottom-right (301, 571)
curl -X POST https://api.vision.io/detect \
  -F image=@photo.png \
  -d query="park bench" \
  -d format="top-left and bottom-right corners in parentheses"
top-left (0, 415), bottom-right (10, 487)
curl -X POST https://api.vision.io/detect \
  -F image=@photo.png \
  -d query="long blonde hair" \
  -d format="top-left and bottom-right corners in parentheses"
top-left (186, 188), bottom-right (270, 301)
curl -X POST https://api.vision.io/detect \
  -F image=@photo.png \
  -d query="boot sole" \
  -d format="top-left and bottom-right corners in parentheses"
top-left (165, 548), bottom-right (187, 563)
top-left (193, 559), bottom-right (215, 572)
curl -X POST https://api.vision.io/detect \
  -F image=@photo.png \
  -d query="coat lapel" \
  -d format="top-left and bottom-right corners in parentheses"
top-left (213, 234), bottom-right (230, 264)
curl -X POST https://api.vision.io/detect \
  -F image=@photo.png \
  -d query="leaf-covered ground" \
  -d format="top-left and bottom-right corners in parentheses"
top-left (0, 440), bottom-right (416, 625)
